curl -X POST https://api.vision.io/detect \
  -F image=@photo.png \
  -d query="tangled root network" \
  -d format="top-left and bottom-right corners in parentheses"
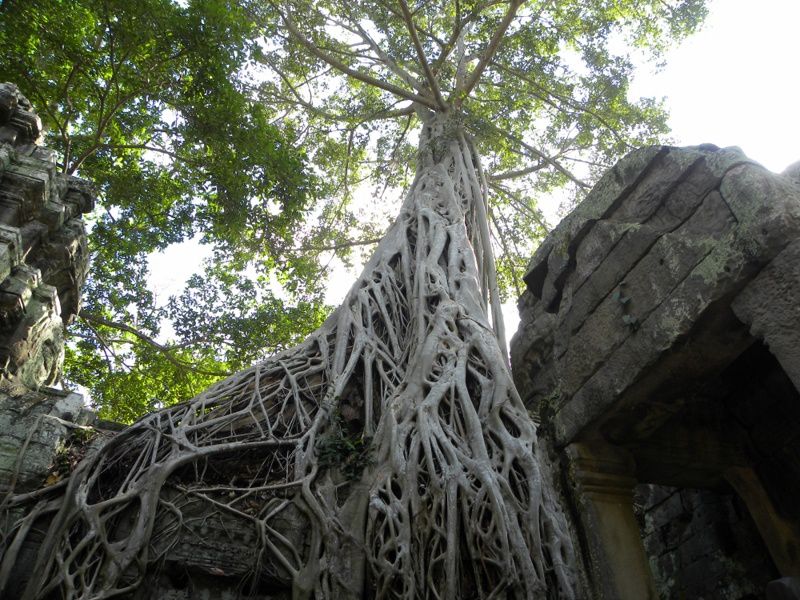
top-left (0, 114), bottom-right (576, 599)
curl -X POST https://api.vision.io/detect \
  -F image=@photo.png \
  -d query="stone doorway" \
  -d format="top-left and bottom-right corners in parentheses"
top-left (511, 145), bottom-right (800, 598)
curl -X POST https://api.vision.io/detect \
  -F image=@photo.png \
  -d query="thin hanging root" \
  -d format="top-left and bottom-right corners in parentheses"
top-left (0, 113), bottom-right (576, 600)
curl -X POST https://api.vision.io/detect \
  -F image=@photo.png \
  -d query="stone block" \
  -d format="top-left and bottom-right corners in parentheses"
top-left (0, 223), bottom-right (22, 267)
top-left (513, 144), bottom-right (800, 600)
top-left (732, 239), bottom-right (800, 391)
top-left (0, 385), bottom-right (91, 493)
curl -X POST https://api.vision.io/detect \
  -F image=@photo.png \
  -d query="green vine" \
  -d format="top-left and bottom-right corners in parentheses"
top-left (46, 426), bottom-right (95, 485)
top-left (316, 411), bottom-right (374, 481)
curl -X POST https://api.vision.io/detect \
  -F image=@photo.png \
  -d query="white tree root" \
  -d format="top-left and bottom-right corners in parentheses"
top-left (0, 113), bottom-right (576, 599)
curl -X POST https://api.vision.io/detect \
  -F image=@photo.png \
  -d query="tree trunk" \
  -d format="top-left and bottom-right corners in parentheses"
top-left (2, 111), bottom-right (577, 599)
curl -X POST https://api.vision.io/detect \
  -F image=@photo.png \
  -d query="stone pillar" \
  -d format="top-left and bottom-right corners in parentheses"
top-left (725, 466), bottom-right (800, 577)
top-left (566, 441), bottom-right (658, 600)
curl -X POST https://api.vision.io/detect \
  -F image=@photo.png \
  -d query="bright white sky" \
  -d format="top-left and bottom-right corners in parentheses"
top-left (631, 0), bottom-right (800, 174)
top-left (149, 0), bottom-right (800, 342)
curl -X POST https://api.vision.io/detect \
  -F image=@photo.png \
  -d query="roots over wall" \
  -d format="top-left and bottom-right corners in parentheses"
top-left (1, 112), bottom-right (576, 599)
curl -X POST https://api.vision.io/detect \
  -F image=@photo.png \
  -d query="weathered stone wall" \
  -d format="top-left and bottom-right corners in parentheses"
top-left (636, 484), bottom-right (777, 599)
top-left (0, 82), bottom-right (95, 498)
top-left (512, 144), bottom-right (800, 599)
top-left (0, 383), bottom-right (93, 492)
top-left (513, 144), bottom-right (800, 442)
top-left (0, 82), bottom-right (93, 389)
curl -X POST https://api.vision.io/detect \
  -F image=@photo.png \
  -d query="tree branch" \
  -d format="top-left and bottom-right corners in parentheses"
top-left (489, 181), bottom-right (551, 232)
top-left (396, 0), bottom-right (447, 110)
top-left (291, 237), bottom-right (382, 253)
top-left (67, 89), bottom-right (146, 174)
top-left (489, 126), bottom-right (590, 189)
top-left (491, 61), bottom-right (631, 147)
top-left (261, 68), bottom-right (415, 123)
top-left (489, 161), bottom-right (546, 181)
top-left (488, 210), bottom-right (522, 297)
top-left (101, 144), bottom-right (197, 165)
top-left (454, 0), bottom-right (525, 106)
top-left (338, 9), bottom-right (427, 95)
top-left (79, 312), bottom-right (231, 377)
top-left (275, 4), bottom-right (439, 110)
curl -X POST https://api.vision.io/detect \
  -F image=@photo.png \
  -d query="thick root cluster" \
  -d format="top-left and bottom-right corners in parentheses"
top-left (0, 115), bottom-right (576, 599)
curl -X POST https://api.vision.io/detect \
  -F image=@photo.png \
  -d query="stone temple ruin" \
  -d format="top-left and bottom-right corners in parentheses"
top-left (511, 145), bottom-right (800, 598)
top-left (1, 84), bottom-right (799, 598)
top-left (0, 83), bottom-right (95, 496)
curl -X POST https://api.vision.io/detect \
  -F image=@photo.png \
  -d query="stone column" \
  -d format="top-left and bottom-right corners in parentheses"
top-left (725, 466), bottom-right (800, 577)
top-left (566, 441), bottom-right (658, 600)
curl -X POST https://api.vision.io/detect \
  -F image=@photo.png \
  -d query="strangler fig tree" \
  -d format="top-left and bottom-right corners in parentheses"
top-left (0, 0), bottom-right (707, 597)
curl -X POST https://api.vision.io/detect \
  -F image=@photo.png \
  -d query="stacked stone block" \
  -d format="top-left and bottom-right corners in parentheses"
top-left (635, 485), bottom-right (777, 599)
top-left (0, 83), bottom-right (95, 498)
top-left (512, 144), bottom-right (800, 598)
top-left (0, 82), bottom-right (92, 389)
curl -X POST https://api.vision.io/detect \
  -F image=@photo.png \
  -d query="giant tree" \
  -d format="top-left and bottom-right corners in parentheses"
top-left (0, 0), bottom-right (706, 597)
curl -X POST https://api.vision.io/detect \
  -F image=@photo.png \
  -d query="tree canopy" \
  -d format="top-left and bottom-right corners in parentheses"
top-left (0, 0), bottom-right (707, 421)
top-left (257, 0), bottom-right (706, 296)
top-left (1, 0), bottom-right (330, 420)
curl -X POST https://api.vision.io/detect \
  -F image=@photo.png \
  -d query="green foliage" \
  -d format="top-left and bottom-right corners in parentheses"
top-left (0, 0), bottom-right (708, 421)
top-left (169, 267), bottom-right (328, 361)
top-left (46, 426), bottom-right (96, 484)
top-left (258, 0), bottom-right (708, 289)
top-left (64, 254), bottom-right (329, 423)
top-left (316, 411), bottom-right (374, 481)
top-left (65, 333), bottom-right (225, 423)
top-left (0, 0), bottom-right (330, 420)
